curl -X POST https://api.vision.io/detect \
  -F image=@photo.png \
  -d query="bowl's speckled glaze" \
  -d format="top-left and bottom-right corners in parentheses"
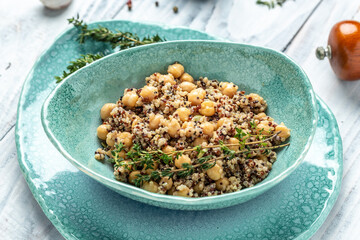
top-left (41, 40), bottom-right (317, 210)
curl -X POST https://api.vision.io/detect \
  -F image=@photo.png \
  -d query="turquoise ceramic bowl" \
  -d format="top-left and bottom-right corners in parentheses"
top-left (41, 40), bottom-right (317, 210)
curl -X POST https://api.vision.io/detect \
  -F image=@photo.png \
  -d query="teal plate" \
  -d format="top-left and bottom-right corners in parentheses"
top-left (16, 20), bottom-right (343, 239)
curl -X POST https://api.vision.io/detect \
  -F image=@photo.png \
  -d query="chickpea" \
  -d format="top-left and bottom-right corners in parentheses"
top-left (176, 107), bottom-right (191, 122)
top-left (254, 112), bottom-right (267, 120)
top-left (194, 182), bottom-right (204, 194)
top-left (165, 118), bottom-right (180, 138)
top-left (162, 145), bottom-right (175, 154)
top-left (193, 137), bottom-right (207, 147)
top-left (227, 137), bottom-right (240, 151)
top-left (216, 160), bottom-right (223, 166)
top-left (167, 63), bottom-right (184, 78)
top-left (140, 85), bottom-right (158, 101)
top-left (118, 150), bottom-right (127, 159)
top-left (201, 122), bottom-right (214, 137)
top-left (100, 103), bottom-right (117, 120)
top-left (216, 117), bottom-right (233, 129)
top-left (122, 91), bottom-right (139, 108)
top-left (216, 178), bottom-right (230, 191)
top-left (206, 164), bottom-right (223, 181)
top-left (275, 122), bottom-right (291, 140)
top-left (175, 154), bottom-right (192, 168)
top-left (149, 113), bottom-right (164, 130)
top-left (180, 73), bottom-right (194, 83)
top-left (119, 160), bottom-right (132, 171)
top-left (128, 170), bottom-right (141, 184)
top-left (182, 121), bottom-right (194, 129)
top-left (173, 185), bottom-right (190, 197)
top-left (219, 82), bottom-right (238, 98)
top-left (106, 132), bottom-right (116, 147)
top-left (247, 93), bottom-right (264, 102)
top-left (159, 74), bottom-right (176, 85)
top-left (199, 100), bottom-right (216, 117)
top-left (141, 181), bottom-right (159, 193)
top-left (188, 88), bottom-right (206, 106)
top-left (117, 132), bottom-right (133, 147)
top-left (179, 82), bottom-right (196, 93)
top-left (97, 124), bottom-right (110, 140)
top-left (159, 176), bottom-right (173, 190)
top-left (256, 120), bottom-right (274, 134)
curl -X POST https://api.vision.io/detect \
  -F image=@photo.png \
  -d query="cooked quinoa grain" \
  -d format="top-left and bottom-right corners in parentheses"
top-left (95, 63), bottom-right (290, 197)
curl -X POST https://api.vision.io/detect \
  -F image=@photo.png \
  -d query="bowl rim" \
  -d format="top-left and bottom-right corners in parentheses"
top-left (41, 40), bottom-right (318, 207)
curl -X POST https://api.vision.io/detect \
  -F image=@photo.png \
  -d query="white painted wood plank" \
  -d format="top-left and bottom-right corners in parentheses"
top-left (284, 0), bottom-right (360, 239)
top-left (0, 128), bottom-right (65, 240)
top-left (0, 0), bottom-right (91, 138)
top-left (226, 0), bottom-right (322, 50)
top-left (205, 0), bottom-right (235, 39)
top-left (0, 0), bottom-right (99, 239)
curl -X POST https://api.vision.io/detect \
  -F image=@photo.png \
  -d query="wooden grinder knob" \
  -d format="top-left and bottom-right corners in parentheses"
top-left (316, 20), bottom-right (360, 81)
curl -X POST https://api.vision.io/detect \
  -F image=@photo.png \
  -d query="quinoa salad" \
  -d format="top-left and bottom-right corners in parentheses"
top-left (95, 63), bottom-right (291, 197)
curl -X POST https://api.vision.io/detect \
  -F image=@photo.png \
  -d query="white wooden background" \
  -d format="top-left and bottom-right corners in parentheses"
top-left (1, 0), bottom-right (360, 239)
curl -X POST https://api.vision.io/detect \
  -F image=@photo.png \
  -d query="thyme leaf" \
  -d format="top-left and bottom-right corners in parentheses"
top-left (55, 15), bottom-right (166, 83)
top-left (68, 15), bottom-right (165, 50)
top-left (104, 128), bottom-right (288, 187)
top-left (256, 0), bottom-right (291, 9)
top-left (55, 53), bottom-right (103, 83)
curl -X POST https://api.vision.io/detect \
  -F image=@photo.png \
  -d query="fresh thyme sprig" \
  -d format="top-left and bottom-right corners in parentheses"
top-left (55, 53), bottom-right (103, 83)
top-left (131, 142), bottom-right (289, 187)
top-left (145, 130), bottom-right (280, 156)
top-left (256, 0), bottom-right (290, 9)
top-left (107, 128), bottom-right (288, 187)
top-left (133, 149), bottom-right (216, 187)
top-left (111, 143), bottom-right (125, 165)
top-left (55, 15), bottom-right (166, 83)
top-left (68, 15), bottom-right (165, 50)
top-left (173, 142), bottom-right (290, 171)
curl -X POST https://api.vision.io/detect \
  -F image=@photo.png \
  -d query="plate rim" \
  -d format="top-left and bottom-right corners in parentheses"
top-left (294, 96), bottom-right (343, 240)
top-left (15, 19), bottom-right (342, 240)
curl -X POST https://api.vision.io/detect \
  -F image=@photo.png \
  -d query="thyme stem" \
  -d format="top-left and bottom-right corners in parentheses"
top-left (256, 0), bottom-right (291, 9)
top-left (55, 15), bottom-right (165, 83)
top-left (147, 131), bottom-right (281, 156)
top-left (68, 15), bottom-right (165, 49)
top-left (107, 127), bottom-right (290, 187)
top-left (171, 142), bottom-right (290, 173)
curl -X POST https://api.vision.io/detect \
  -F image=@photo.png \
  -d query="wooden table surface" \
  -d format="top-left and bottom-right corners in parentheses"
top-left (1, 0), bottom-right (359, 239)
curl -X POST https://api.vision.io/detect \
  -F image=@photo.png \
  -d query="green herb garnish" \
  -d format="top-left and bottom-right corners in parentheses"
top-left (256, 0), bottom-right (291, 9)
top-left (107, 129), bottom-right (288, 187)
top-left (55, 15), bottom-right (165, 83)
top-left (55, 53), bottom-right (103, 83)
top-left (68, 15), bottom-right (165, 49)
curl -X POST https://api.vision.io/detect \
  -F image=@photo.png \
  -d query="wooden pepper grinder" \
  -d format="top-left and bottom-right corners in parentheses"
top-left (316, 20), bottom-right (360, 81)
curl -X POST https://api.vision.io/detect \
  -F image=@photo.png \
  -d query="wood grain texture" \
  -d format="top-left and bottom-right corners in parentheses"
top-left (0, 129), bottom-right (64, 240)
top-left (0, 0), bottom-right (359, 239)
top-left (285, 0), bottom-right (360, 239)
